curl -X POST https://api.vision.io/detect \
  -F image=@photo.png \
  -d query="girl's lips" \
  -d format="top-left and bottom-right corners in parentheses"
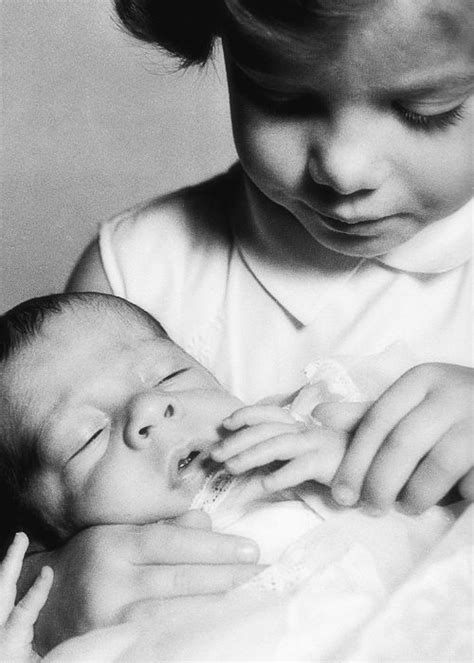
top-left (317, 211), bottom-right (397, 236)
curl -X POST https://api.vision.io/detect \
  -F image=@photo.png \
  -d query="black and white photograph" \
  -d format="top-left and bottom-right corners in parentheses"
top-left (1, 1), bottom-right (473, 661)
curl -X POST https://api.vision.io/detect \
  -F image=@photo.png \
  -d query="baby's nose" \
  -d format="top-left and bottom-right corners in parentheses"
top-left (125, 391), bottom-right (178, 450)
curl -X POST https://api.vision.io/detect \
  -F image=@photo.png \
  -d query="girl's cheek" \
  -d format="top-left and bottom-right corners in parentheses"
top-left (240, 116), bottom-right (309, 182)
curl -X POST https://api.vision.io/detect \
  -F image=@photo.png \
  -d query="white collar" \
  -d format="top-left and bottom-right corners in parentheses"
top-left (377, 198), bottom-right (472, 273)
top-left (231, 171), bottom-right (472, 326)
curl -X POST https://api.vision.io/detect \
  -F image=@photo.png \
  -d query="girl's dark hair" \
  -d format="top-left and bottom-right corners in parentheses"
top-left (114, 0), bottom-right (221, 66)
top-left (114, 0), bottom-right (372, 67)
top-left (0, 292), bottom-right (167, 555)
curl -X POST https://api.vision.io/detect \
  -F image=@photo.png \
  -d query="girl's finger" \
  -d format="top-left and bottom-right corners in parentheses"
top-left (6, 566), bottom-right (54, 634)
top-left (212, 422), bottom-right (299, 461)
top-left (399, 422), bottom-right (473, 514)
top-left (135, 563), bottom-right (264, 599)
top-left (225, 428), bottom-right (347, 475)
top-left (264, 443), bottom-right (347, 492)
top-left (331, 372), bottom-right (428, 506)
top-left (458, 467), bottom-right (474, 501)
top-left (222, 405), bottom-right (295, 431)
top-left (174, 510), bottom-right (212, 530)
top-left (360, 396), bottom-right (456, 510)
top-left (312, 401), bottom-right (372, 432)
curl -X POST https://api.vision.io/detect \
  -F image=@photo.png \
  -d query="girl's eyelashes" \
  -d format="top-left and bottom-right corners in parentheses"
top-left (393, 102), bottom-right (466, 132)
top-left (232, 61), bottom-right (469, 131)
top-left (231, 66), bottom-right (315, 115)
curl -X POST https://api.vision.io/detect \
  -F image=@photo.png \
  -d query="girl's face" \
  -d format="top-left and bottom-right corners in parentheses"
top-left (224, 0), bottom-right (473, 257)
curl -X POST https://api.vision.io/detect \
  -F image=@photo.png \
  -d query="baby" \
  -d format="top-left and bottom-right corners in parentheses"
top-left (0, 292), bottom-right (466, 660)
top-left (0, 292), bottom-right (352, 554)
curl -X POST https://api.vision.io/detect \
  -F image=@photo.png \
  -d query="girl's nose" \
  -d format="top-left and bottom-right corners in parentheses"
top-left (124, 391), bottom-right (178, 450)
top-left (308, 109), bottom-right (389, 195)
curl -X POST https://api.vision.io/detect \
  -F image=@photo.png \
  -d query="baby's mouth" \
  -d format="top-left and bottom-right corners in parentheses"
top-left (173, 446), bottom-right (220, 488)
top-left (178, 450), bottom-right (200, 472)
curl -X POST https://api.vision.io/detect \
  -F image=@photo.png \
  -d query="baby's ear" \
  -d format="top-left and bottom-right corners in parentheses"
top-left (311, 401), bottom-right (372, 432)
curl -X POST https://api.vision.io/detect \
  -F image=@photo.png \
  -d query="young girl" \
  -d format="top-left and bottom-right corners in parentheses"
top-left (22, 0), bottom-right (474, 652)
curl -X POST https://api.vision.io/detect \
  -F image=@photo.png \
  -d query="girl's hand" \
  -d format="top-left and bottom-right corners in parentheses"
top-left (0, 533), bottom-right (53, 663)
top-left (331, 363), bottom-right (474, 514)
top-left (212, 404), bottom-right (351, 492)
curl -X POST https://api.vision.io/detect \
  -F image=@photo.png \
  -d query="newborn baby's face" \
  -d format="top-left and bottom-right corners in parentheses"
top-left (6, 305), bottom-right (242, 529)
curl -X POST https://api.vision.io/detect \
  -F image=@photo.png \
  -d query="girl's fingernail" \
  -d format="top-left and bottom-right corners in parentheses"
top-left (332, 484), bottom-right (358, 506)
top-left (40, 565), bottom-right (54, 580)
top-left (237, 542), bottom-right (259, 563)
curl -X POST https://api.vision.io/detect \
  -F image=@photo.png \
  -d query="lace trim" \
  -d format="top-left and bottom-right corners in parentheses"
top-left (190, 468), bottom-right (238, 514)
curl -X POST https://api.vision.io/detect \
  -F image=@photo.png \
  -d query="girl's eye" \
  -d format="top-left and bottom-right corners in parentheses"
top-left (232, 67), bottom-right (313, 115)
top-left (247, 86), bottom-right (312, 115)
top-left (394, 102), bottom-right (466, 132)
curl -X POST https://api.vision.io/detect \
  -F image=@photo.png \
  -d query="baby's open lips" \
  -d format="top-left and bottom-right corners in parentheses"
top-left (177, 450), bottom-right (200, 472)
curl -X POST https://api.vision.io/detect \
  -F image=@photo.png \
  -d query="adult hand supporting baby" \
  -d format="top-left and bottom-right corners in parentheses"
top-left (21, 512), bottom-right (260, 654)
top-left (332, 363), bottom-right (474, 514)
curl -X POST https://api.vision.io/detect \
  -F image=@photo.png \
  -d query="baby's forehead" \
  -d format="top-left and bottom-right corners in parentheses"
top-left (39, 301), bottom-right (160, 345)
top-left (8, 304), bottom-right (167, 385)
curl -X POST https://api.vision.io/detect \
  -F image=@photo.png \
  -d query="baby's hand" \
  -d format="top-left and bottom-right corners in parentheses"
top-left (0, 533), bottom-right (54, 662)
top-left (331, 363), bottom-right (474, 514)
top-left (211, 404), bottom-right (350, 492)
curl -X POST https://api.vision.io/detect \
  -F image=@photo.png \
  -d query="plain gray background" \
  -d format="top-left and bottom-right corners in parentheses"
top-left (1, 0), bottom-right (236, 310)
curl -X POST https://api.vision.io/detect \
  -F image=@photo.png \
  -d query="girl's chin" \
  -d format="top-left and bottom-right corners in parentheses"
top-left (311, 225), bottom-right (411, 258)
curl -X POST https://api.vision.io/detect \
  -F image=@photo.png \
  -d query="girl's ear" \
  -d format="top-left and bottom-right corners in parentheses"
top-left (114, 0), bottom-right (220, 66)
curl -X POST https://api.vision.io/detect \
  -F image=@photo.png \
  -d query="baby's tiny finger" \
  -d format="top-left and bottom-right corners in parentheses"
top-left (223, 405), bottom-right (295, 431)
top-left (264, 446), bottom-right (344, 492)
top-left (223, 432), bottom-right (302, 474)
top-left (212, 422), bottom-right (297, 461)
top-left (225, 428), bottom-right (346, 475)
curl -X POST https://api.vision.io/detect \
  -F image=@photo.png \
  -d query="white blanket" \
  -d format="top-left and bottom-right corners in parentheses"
top-left (46, 502), bottom-right (472, 662)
